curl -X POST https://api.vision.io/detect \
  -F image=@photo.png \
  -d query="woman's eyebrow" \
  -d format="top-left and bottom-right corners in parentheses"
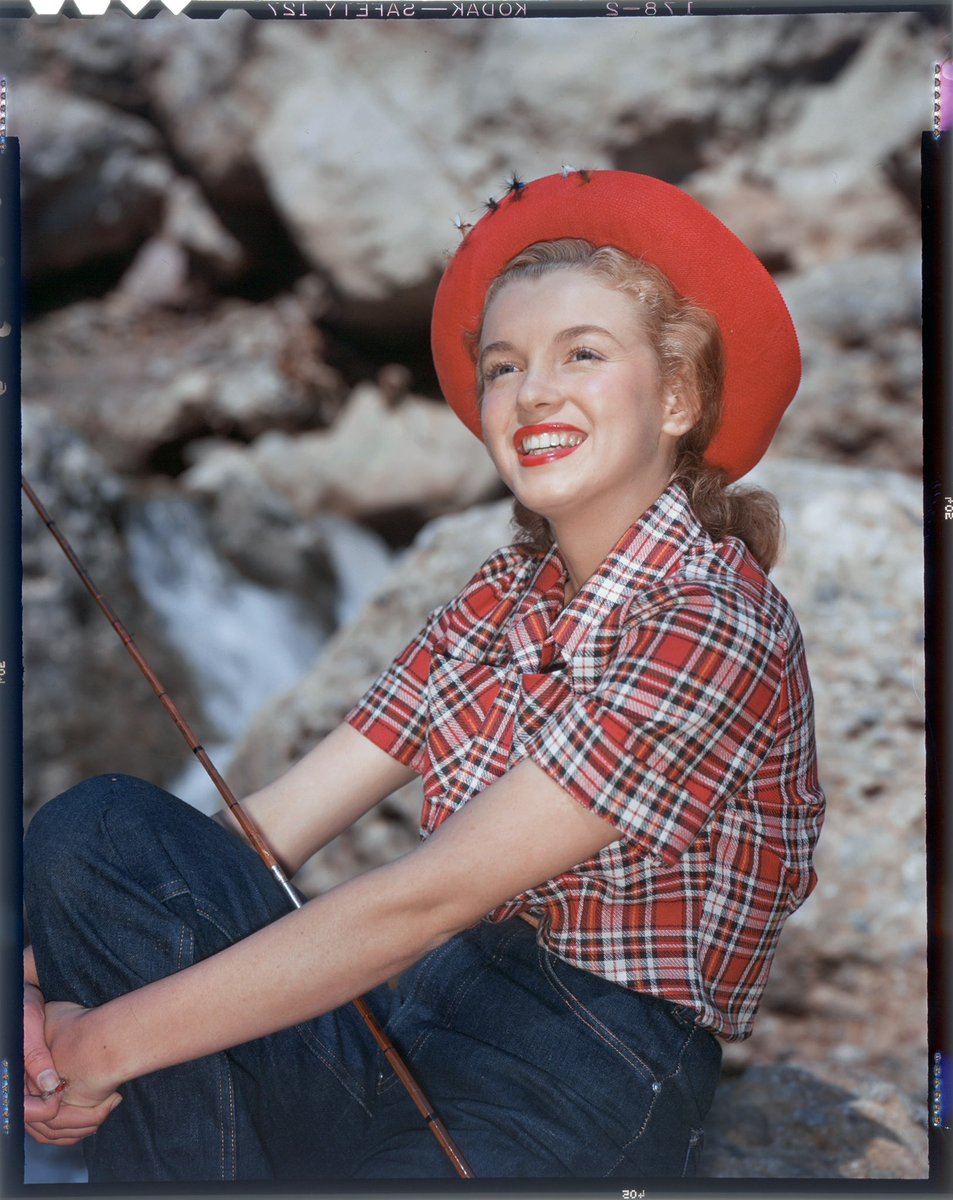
top-left (480, 325), bottom-right (621, 365)
top-left (478, 340), bottom-right (514, 366)
top-left (556, 324), bottom-right (622, 345)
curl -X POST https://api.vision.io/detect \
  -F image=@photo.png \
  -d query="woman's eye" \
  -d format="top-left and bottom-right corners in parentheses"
top-left (570, 346), bottom-right (602, 363)
top-left (484, 361), bottom-right (517, 381)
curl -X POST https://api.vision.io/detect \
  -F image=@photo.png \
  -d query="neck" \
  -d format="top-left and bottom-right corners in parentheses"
top-left (551, 480), bottom-right (672, 601)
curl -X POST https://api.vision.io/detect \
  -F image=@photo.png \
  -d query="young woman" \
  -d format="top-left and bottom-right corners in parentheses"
top-left (23, 170), bottom-right (825, 1182)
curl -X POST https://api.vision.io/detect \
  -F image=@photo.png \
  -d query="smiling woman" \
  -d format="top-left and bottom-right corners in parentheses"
top-left (473, 239), bottom-right (783, 583)
top-left (478, 267), bottom-right (697, 592)
top-left (23, 170), bottom-right (824, 1183)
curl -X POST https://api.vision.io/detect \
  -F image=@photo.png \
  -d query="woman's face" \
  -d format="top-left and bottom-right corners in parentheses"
top-left (478, 270), bottom-right (693, 532)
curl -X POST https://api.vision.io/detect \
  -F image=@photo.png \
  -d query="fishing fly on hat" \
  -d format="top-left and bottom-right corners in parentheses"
top-left (431, 169), bottom-right (800, 483)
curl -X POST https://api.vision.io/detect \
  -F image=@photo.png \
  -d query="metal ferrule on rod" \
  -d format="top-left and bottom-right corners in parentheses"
top-left (271, 864), bottom-right (304, 911)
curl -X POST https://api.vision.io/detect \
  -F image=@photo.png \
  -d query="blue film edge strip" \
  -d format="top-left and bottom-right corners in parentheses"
top-left (924, 123), bottom-right (952, 1162)
top-left (0, 128), bottom-right (23, 1180)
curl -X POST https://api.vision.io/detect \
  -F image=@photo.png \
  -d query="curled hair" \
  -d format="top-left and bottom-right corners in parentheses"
top-left (475, 239), bottom-right (783, 572)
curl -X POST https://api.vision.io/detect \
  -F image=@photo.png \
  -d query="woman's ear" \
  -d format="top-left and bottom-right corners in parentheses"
top-left (661, 377), bottom-right (698, 439)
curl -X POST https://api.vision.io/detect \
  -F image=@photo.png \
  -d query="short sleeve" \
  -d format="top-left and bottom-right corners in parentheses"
top-left (522, 588), bottom-right (786, 864)
top-left (345, 610), bottom-right (442, 772)
top-left (346, 548), bottom-right (527, 774)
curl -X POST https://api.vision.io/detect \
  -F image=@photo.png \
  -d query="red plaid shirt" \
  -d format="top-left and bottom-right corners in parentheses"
top-left (347, 484), bottom-right (825, 1040)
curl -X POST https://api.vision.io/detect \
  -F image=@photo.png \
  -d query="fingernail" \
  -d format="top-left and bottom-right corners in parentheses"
top-left (108, 1095), bottom-right (123, 1112)
top-left (37, 1070), bottom-right (61, 1093)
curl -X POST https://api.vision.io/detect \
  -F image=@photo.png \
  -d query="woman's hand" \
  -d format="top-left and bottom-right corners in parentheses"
top-left (25, 1001), bottom-right (123, 1147)
top-left (24, 978), bottom-right (66, 1131)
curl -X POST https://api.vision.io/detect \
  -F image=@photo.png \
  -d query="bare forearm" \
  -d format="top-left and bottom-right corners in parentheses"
top-left (60, 760), bottom-right (617, 1104)
top-left (71, 855), bottom-right (446, 1094)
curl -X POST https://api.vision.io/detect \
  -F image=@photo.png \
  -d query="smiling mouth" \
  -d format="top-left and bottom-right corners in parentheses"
top-left (515, 425), bottom-right (587, 465)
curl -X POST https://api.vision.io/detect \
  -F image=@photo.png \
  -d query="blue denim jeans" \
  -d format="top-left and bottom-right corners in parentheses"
top-left (24, 775), bottom-right (722, 1183)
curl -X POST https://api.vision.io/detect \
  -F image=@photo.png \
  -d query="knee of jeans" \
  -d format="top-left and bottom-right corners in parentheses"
top-left (25, 774), bottom-right (161, 877)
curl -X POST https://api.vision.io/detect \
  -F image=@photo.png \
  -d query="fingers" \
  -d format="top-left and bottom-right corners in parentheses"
top-left (27, 1118), bottom-right (101, 1147)
top-left (24, 1061), bottom-right (63, 1100)
top-left (24, 1086), bottom-right (62, 1126)
top-left (26, 1093), bottom-right (123, 1148)
top-left (23, 983), bottom-right (61, 1096)
top-left (24, 985), bottom-right (68, 1129)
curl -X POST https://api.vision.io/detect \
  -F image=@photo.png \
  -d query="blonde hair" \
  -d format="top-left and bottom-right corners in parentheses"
top-left (474, 239), bottom-right (783, 572)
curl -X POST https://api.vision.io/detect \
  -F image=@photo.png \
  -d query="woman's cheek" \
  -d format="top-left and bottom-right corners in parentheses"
top-left (479, 393), bottom-right (510, 468)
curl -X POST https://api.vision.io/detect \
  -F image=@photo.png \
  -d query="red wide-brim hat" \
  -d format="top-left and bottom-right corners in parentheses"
top-left (431, 170), bottom-right (800, 483)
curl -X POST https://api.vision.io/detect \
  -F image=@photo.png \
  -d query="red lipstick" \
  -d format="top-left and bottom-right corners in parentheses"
top-left (514, 423), bottom-right (587, 468)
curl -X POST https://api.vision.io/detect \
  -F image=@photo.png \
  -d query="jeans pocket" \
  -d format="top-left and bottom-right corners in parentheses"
top-left (536, 948), bottom-right (660, 1087)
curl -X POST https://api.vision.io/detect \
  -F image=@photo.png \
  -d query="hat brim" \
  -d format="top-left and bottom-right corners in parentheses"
top-left (431, 171), bottom-right (800, 483)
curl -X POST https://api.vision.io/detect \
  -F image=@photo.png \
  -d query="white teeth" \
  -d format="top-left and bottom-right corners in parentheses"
top-left (521, 431), bottom-right (585, 454)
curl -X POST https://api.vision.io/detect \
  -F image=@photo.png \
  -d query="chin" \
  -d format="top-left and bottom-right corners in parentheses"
top-left (512, 491), bottom-right (579, 526)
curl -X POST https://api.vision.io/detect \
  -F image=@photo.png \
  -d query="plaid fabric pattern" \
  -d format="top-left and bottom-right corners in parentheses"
top-left (347, 484), bottom-right (825, 1040)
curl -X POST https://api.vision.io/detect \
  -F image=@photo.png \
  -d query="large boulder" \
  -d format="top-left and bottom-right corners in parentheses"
top-left (106, 296), bottom-right (342, 469)
top-left (7, 9), bottom-right (266, 229)
top-left (769, 251), bottom-right (922, 474)
top-left (135, 12), bottom-right (261, 214)
top-left (22, 290), bottom-right (345, 474)
top-left (731, 459), bottom-right (926, 1098)
top-left (112, 177), bottom-right (250, 309)
top-left (179, 445), bottom-right (339, 604)
top-left (689, 12), bottom-right (932, 273)
top-left (241, 12), bottom-right (939, 309)
top-left (701, 1064), bottom-right (928, 1178)
top-left (183, 382), bottom-right (505, 534)
top-left (16, 80), bottom-right (172, 282)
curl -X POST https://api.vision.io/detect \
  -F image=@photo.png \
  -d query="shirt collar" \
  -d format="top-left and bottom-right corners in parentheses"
top-left (503, 482), bottom-right (706, 670)
top-left (548, 482), bottom-right (707, 658)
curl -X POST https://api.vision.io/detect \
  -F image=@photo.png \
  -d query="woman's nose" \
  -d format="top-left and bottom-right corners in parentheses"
top-left (516, 365), bottom-right (563, 417)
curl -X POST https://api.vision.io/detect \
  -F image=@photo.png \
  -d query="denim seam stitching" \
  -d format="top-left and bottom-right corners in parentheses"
top-left (292, 1022), bottom-right (374, 1115)
top-left (192, 900), bottom-right (236, 942)
top-left (379, 925), bottom-right (523, 1097)
top-left (176, 923), bottom-right (192, 972)
top-left (681, 1126), bottom-right (704, 1178)
top-left (152, 878), bottom-right (190, 902)
top-left (397, 936), bottom-right (459, 1009)
top-left (225, 1062), bottom-right (237, 1180)
top-left (604, 1025), bottom-right (698, 1176)
top-left (379, 942), bottom-right (503, 1097)
top-left (218, 1061), bottom-right (226, 1180)
top-left (537, 949), bottom-right (656, 1080)
top-left (441, 923), bottom-right (524, 1030)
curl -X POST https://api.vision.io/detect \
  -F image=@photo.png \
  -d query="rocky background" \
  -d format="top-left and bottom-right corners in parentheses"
top-left (7, 6), bottom-right (946, 1183)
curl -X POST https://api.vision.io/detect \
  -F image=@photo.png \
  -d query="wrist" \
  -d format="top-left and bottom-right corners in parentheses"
top-left (72, 990), bottom-right (174, 1092)
top-left (77, 1004), bottom-right (129, 1096)
top-left (47, 1003), bottom-right (124, 1100)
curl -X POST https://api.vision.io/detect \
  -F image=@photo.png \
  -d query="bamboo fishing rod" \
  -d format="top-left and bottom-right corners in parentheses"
top-left (22, 475), bottom-right (475, 1181)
